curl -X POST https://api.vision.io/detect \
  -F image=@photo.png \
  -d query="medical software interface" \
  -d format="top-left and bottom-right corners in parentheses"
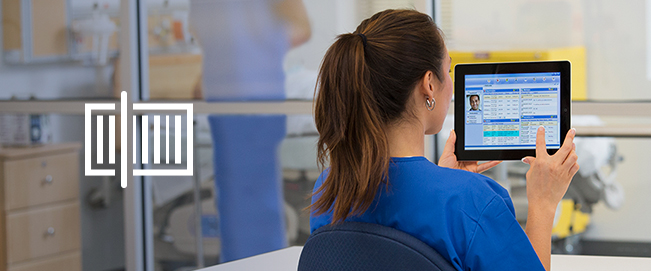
top-left (464, 72), bottom-right (561, 150)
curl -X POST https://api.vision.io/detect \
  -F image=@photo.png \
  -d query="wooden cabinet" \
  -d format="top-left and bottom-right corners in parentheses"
top-left (2, 0), bottom-right (70, 63)
top-left (4, 152), bottom-right (78, 210)
top-left (8, 252), bottom-right (80, 271)
top-left (0, 143), bottom-right (81, 271)
top-left (148, 53), bottom-right (203, 99)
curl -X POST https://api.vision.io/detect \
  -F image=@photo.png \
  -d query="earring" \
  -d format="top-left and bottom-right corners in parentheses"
top-left (426, 97), bottom-right (435, 111)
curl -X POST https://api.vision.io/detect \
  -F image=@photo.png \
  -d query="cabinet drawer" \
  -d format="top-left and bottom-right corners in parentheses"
top-left (6, 202), bottom-right (81, 263)
top-left (4, 152), bottom-right (79, 210)
top-left (8, 251), bottom-right (80, 271)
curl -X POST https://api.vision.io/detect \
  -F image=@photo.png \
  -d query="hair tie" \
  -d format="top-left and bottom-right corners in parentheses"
top-left (357, 33), bottom-right (368, 48)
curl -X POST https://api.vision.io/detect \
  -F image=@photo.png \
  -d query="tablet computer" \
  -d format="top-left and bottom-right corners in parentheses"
top-left (454, 61), bottom-right (571, 161)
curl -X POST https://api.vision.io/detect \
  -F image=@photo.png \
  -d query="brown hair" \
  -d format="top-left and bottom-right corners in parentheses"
top-left (311, 9), bottom-right (447, 223)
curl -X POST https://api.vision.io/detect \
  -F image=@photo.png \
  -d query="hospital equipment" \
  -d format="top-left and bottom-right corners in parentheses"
top-left (0, 113), bottom-right (52, 146)
top-left (71, 8), bottom-right (116, 65)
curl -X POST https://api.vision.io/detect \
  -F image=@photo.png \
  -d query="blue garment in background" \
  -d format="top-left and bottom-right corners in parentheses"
top-left (209, 115), bottom-right (287, 262)
top-left (310, 157), bottom-right (545, 271)
top-left (190, 0), bottom-right (290, 262)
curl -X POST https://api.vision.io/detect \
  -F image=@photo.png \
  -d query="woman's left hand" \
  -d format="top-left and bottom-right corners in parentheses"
top-left (438, 130), bottom-right (502, 174)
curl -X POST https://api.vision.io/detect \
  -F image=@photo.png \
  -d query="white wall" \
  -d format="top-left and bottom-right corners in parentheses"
top-left (582, 0), bottom-right (651, 101)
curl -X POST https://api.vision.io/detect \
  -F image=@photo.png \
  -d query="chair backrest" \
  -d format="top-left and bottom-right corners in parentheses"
top-left (298, 222), bottom-right (457, 271)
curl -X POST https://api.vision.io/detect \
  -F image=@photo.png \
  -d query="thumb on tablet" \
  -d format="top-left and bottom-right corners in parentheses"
top-left (521, 156), bottom-right (535, 165)
top-left (444, 129), bottom-right (456, 152)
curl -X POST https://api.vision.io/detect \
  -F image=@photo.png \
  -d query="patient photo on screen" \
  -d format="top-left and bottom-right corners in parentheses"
top-left (465, 94), bottom-right (483, 124)
top-left (468, 94), bottom-right (482, 111)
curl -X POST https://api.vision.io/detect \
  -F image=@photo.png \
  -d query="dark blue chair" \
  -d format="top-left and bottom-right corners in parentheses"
top-left (298, 222), bottom-right (456, 271)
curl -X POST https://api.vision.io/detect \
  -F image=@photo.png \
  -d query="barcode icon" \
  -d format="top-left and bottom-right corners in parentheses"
top-left (85, 91), bottom-right (193, 188)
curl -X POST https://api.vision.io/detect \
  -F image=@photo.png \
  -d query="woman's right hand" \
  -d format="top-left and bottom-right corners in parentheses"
top-left (522, 126), bottom-right (579, 271)
top-left (522, 126), bottom-right (580, 214)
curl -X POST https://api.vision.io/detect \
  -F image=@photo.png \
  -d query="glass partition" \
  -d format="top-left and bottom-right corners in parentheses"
top-left (132, 0), bottom-right (651, 269)
top-left (141, 0), bottom-right (435, 268)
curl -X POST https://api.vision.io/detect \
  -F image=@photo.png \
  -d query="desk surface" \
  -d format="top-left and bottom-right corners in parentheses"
top-left (550, 254), bottom-right (651, 270)
top-left (199, 247), bottom-right (302, 271)
top-left (199, 246), bottom-right (651, 271)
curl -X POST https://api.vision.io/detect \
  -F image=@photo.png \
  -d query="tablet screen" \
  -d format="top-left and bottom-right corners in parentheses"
top-left (463, 72), bottom-right (561, 151)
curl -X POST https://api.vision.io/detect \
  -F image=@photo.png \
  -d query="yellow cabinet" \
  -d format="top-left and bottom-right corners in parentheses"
top-left (450, 47), bottom-right (587, 100)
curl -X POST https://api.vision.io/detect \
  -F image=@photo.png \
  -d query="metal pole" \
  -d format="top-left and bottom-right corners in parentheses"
top-left (496, 162), bottom-right (511, 195)
top-left (192, 119), bottom-right (205, 268)
top-left (433, 134), bottom-right (440, 165)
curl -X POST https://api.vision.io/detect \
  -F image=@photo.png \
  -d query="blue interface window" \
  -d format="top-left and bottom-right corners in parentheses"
top-left (464, 72), bottom-right (561, 150)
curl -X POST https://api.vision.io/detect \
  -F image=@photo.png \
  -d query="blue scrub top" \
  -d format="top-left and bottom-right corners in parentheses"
top-left (310, 156), bottom-right (545, 271)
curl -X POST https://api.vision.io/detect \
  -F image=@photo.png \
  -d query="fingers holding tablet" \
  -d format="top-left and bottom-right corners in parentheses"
top-left (475, 160), bottom-right (502, 173)
top-left (444, 129), bottom-right (456, 153)
top-left (559, 128), bottom-right (579, 175)
top-left (438, 129), bottom-right (502, 173)
top-left (556, 128), bottom-right (576, 161)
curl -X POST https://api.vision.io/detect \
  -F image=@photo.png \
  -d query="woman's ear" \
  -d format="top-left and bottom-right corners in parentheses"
top-left (419, 70), bottom-right (436, 98)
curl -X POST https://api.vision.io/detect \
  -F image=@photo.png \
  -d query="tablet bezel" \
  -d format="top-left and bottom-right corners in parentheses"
top-left (454, 61), bottom-right (571, 161)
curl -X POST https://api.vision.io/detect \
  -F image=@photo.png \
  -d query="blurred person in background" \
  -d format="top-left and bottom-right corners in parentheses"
top-left (189, 0), bottom-right (310, 262)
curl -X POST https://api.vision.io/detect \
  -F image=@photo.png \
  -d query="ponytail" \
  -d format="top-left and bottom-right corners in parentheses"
top-left (310, 9), bottom-right (446, 224)
top-left (311, 33), bottom-right (390, 223)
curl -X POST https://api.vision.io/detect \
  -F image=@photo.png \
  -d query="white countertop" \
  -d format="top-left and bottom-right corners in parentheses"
top-left (198, 246), bottom-right (651, 271)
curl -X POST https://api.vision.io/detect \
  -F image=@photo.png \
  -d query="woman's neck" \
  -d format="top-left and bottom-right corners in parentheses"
top-left (386, 120), bottom-right (425, 157)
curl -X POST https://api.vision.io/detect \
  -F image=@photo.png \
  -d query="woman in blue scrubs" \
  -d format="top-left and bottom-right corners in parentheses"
top-left (190, 0), bottom-right (310, 262)
top-left (310, 9), bottom-right (579, 271)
